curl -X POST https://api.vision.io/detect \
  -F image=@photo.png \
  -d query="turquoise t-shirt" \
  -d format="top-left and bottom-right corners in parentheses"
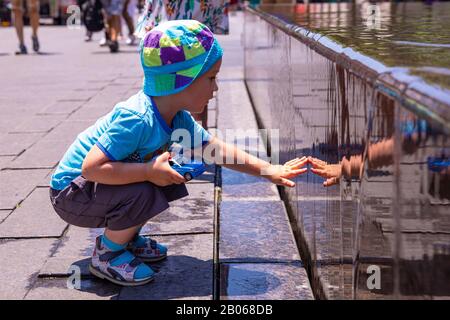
top-left (50, 91), bottom-right (211, 190)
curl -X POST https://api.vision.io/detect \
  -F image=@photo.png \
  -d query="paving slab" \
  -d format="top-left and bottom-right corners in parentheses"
top-left (0, 238), bottom-right (57, 299)
top-left (74, 85), bottom-right (106, 92)
top-left (10, 115), bottom-right (66, 133)
top-left (0, 169), bottom-right (50, 209)
top-left (111, 77), bottom-right (141, 86)
top-left (68, 104), bottom-right (112, 121)
top-left (37, 171), bottom-right (54, 188)
top-left (0, 188), bottom-right (68, 238)
top-left (141, 181), bottom-right (215, 234)
top-left (0, 156), bottom-right (14, 170)
top-left (188, 173), bottom-right (215, 184)
top-left (142, 218), bottom-right (213, 235)
top-left (86, 88), bottom-right (128, 105)
top-left (217, 81), bottom-right (258, 130)
top-left (0, 132), bottom-right (44, 156)
top-left (219, 200), bottom-right (300, 263)
top-left (37, 100), bottom-right (86, 115)
top-left (44, 120), bottom-right (95, 143)
top-left (184, 181), bottom-right (214, 199)
top-left (0, 210), bottom-right (12, 223)
top-left (220, 263), bottom-right (313, 300)
top-left (9, 138), bottom-right (73, 168)
top-left (63, 90), bottom-right (97, 102)
top-left (39, 226), bottom-right (102, 277)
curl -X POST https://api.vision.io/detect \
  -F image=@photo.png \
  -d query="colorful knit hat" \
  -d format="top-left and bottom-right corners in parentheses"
top-left (140, 20), bottom-right (223, 96)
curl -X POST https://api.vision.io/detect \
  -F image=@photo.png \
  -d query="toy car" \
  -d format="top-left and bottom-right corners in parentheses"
top-left (169, 157), bottom-right (206, 181)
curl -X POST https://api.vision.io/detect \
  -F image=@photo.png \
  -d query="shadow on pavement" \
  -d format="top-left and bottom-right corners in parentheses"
top-left (91, 50), bottom-right (138, 55)
top-left (30, 255), bottom-right (281, 299)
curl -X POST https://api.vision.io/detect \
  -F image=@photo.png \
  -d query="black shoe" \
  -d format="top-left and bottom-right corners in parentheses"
top-left (31, 35), bottom-right (39, 52)
top-left (15, 44), bottom-right (28, 55)
top-left (109, 40), bottom-right (119, 53)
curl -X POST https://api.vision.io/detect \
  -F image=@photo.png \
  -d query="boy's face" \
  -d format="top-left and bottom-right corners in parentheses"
top-left (182, 58), bottom-right (222, 114)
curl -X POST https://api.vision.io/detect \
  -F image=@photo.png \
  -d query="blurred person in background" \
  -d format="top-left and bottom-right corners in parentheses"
top-left (11, 0), bottom-right (40, 54)
top-left (121, 0), bottom-right (136, 45)
top-left (101, 0), bottom-right (124, 52)
top-left (134, 0), bottom-right (229, 128)
top-left (79, 0), bottom-right (105, 42)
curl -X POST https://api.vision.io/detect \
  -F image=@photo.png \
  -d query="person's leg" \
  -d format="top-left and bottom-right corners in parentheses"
top-left (89, 181), bottom-right (184, 283)
top-left (122, 0), bottom-right (135, 42)
top-left (99, 3), bottom-right (109, 46)
top-left (105, 182), bottom-right (188, 262)
top-left (107, 14), bottom-right (120, 52)
top-left (104, 224), bottom-right (141, 245)
top-left (117, 11), bottom-right (122, 37)
top-left (85, 30), bottom-right (93, 42)
top-left (11, 0), bottom-right (26, 53)
top-left (108, 15), bottom-right (120, 41)
top-left (28, 0), bottom-right (40, 52)
top-left (28, 0), bottom-right (39, 37)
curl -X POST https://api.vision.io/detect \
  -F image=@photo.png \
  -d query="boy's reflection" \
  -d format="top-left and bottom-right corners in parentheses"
top-left (309, 119), bottom-right (449, 199)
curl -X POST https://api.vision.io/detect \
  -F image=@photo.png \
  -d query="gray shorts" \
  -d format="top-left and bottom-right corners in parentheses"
top-left (49, 175), bottom-right (188, 230)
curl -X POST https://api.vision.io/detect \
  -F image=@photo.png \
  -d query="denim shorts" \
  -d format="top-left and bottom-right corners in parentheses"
top-left (101, 0), bottom-right (124, 16)
top-left (49, 175), bottom-right (189, 230)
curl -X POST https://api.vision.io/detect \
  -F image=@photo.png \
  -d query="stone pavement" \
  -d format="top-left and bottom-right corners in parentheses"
top-left (0, 11), bottom-right (313, 300)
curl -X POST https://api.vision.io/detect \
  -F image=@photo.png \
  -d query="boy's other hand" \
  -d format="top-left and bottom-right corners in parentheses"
top-left (147, 152), bottom-right (186, 186)
top-left (309, 156), bottom-right (341, 187)
top-left (264, 156), bottom-right (308, 188)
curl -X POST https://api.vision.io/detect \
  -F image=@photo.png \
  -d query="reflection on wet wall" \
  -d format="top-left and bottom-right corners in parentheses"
top-left (244, 6), bottom-right (450, 299)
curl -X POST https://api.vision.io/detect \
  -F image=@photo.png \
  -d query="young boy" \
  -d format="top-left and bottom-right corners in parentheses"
top-left (49, 20), bottom-right (308, 286)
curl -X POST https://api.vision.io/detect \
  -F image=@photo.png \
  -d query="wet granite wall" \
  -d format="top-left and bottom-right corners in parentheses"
top-left (244, 10), bottom-right (450, 299)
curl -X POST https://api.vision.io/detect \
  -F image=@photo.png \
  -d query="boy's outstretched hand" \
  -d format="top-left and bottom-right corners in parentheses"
top-left (308, 156), bottom-right (341, 187)
top-left (265, 156), bottom-right (309, 188)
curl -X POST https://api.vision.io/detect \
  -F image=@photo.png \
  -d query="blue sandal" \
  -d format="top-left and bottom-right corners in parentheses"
top-left (90, 236), bottom-right (155, 286)
top-left (128, 235), bottom-right (168, 263)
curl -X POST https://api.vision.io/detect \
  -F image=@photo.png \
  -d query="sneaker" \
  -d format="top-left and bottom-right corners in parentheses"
top-left (89, 236), bottom-right (155, 286)
top-left (125, 34), bottom-right (136, 45)
top-left (31, 35), bottom-right (39, 52)
top-left (99, 37), bottom-right (108, 47)
top-left (128, 235), bottom-right (168, 263)
top-left (109, 40), bottom-right (119, 53)
top-left (15, 44), bottom-right (27, 55)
